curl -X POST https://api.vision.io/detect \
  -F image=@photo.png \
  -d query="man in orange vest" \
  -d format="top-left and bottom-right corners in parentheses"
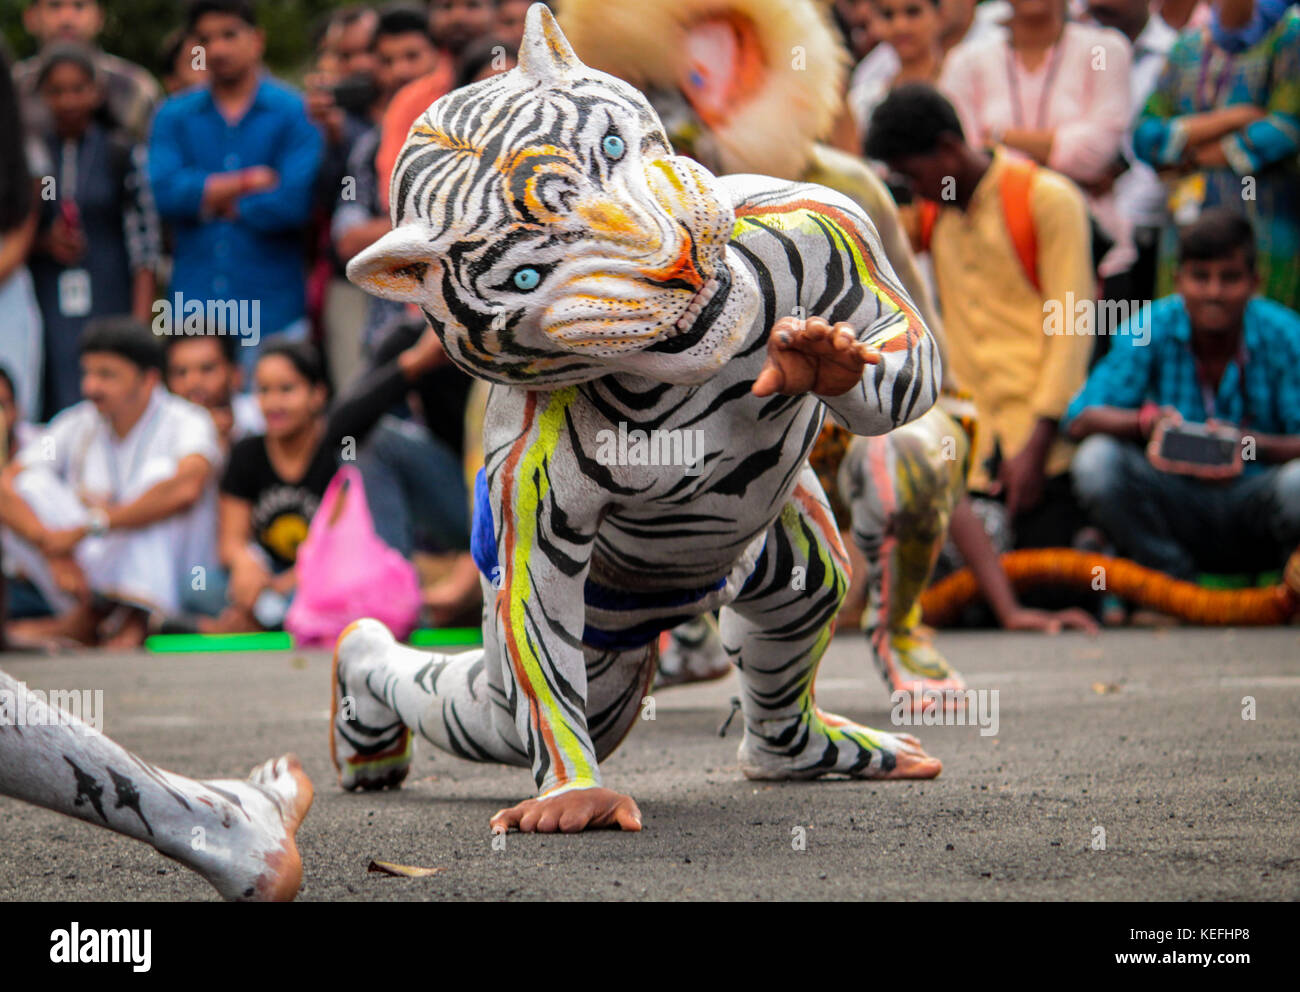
top-left (867, 82), bottom-right (1096, 552)
top-left (375, 0), bottom-right (499, 214)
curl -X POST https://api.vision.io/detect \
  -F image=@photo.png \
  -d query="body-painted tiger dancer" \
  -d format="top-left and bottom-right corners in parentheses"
top-left (335, 4), bottom-right (943, 833)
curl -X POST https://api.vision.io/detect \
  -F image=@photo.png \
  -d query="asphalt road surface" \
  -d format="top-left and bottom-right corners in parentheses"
top-left (1, 627), bottom-right (1297, 901)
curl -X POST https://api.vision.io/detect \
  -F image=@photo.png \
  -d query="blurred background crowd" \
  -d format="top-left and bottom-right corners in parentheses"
top-left (0, 0), bottom-right (1296, 649)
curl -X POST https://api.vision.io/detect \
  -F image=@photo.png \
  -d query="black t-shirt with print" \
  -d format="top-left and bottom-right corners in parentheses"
top-left (220, 437), bottom-right (339, 571)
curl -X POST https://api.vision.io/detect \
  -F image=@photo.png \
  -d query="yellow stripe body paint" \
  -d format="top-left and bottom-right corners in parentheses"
top-left (506, 386), bottom-right (597, 784)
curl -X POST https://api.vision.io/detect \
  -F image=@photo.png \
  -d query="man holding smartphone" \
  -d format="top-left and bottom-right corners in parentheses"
top-left (1064, 209), bottom-right (1300, 580)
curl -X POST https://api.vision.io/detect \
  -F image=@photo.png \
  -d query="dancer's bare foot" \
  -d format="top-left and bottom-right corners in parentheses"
top-left (331, 619), bottom-right (413, 790)
top-left (656, 615), bottom-right (729, 688)
top-left (869, 622), bottom-right (969, 713)
top-left (739, 709), bottom-right (942, 781)
top-left (872, 731), bottom-right (944, 779)
top-left (490, 786), bottom-right (642, 834)
top-left (183, 754), bottom-right (314, 901)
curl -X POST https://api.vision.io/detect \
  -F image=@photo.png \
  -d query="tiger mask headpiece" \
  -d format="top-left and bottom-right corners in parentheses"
top-left (349, 3), bottom-right (758, 388)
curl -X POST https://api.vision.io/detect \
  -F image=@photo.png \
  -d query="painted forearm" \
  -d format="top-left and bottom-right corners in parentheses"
top-left (820, 329), bottom-right (941, 436)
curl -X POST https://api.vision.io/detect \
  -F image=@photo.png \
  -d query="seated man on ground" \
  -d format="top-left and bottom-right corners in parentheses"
top-left (163, 330), bottom-right (264, 620)
top-left (1064, 209), bottom-right (1300, 583)
top-left (0, 318), bottom-right (219, 647)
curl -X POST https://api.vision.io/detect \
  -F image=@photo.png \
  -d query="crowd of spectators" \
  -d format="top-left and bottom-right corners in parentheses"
top-left (848, 0), bottom-right (1299, 620)
top-left (0, 0), bottom-right (517, 647)
top-left (0, 0), bottom-right (1296, 647)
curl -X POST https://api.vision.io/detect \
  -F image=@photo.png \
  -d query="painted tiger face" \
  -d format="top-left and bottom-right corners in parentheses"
top-left (348, 3), bottom-right (757, 387)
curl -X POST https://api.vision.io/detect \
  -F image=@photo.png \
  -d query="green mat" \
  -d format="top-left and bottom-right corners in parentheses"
top-left (145, 632), bottom-right (295, 653)
top-left (408, 627), bottom-right (483, 647)
top-left (145, 628), bottom-right (484, 653)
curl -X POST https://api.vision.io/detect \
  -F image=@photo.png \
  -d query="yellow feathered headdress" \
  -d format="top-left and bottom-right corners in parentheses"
top-left (559, 0), bottom-right (847, 180)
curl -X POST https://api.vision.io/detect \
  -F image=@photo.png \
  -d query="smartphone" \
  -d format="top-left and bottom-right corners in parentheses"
top-left (1147, 419), bottom-right (1243, 479)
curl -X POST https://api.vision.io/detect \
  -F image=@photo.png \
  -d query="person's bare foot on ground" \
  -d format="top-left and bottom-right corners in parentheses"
top-left (182, 755), bottom-right (314, 901)
top-left (8, 605), bottom-right (99, 649)
top-left (101, 606), bottom-right (149, 649)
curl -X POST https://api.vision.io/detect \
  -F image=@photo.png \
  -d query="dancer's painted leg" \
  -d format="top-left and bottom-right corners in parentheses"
top-left (332, 579), bottom-right (658, 790)
top-left (721, 468), bottom-right (941, 781)
top-left (0, 670), bottom-right (312, 901)
top-left (332, 612), bottom-right (522, 791)
top-left (841, 409), bottom-right (968, 704)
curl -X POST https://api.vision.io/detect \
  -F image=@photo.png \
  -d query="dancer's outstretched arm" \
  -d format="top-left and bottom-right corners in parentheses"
top-left (736, 181), bottom-right (941, 434)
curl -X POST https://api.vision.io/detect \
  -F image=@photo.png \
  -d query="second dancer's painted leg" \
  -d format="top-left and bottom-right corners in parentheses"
top-left (840, 409), bottom-right (968, 703)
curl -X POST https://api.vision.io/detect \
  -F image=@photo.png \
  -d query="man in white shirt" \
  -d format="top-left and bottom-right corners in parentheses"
top-left (0, 318), bottom-right (219, 646)
top-left (163, 331), bottom-right (264, 619)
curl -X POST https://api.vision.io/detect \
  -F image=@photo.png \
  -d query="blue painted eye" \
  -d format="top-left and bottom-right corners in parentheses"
top-left (602, 134), bottom-right (626, 160)
top-left (512, 267), bottom-right (541, 291)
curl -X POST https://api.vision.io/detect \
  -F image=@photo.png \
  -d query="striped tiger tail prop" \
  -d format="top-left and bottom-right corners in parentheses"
top-left (336, 3), bottom-right (945, 817)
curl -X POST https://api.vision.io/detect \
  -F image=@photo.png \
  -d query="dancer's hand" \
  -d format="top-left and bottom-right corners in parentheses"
top-left (1002, 606), bottom-right (1099, 635)
top-left (753, 316), bottom-right (879, 399)
top-left (490, 786), bottom-right (642, 833)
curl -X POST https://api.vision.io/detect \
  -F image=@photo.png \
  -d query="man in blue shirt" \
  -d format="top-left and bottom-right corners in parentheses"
top-left (1064, 209), bottom-right (1300, 579)
top-left (149, 0), bottom-right (323, 375)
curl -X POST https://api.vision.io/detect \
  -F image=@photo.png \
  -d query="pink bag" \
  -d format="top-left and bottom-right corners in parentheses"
top-left (285, 465), bottom-right (422, 646)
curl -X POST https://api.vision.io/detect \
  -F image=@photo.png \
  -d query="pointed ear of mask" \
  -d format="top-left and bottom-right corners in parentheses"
top-left (518, 2), bottom-right (582, 81)
top-left (346, 224), bottom-right (440, 304)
